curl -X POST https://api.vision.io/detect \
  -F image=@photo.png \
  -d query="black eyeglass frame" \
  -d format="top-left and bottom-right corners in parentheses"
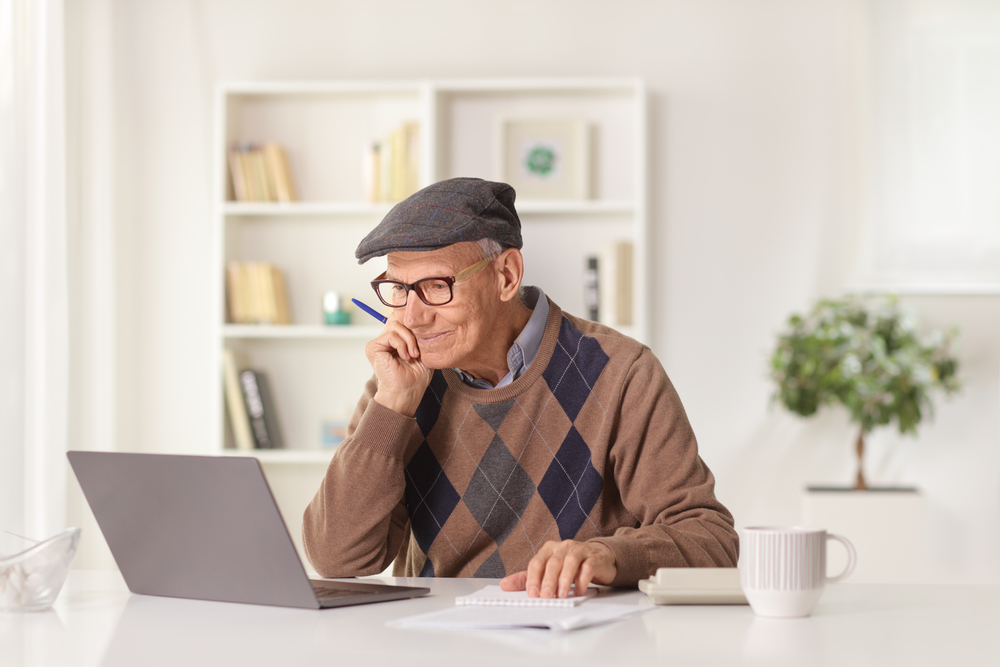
top-left (370, 255), bottom-right (496, 308)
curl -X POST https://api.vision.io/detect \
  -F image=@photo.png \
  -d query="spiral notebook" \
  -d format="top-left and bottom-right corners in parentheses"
top-left (455, 585), bottom-right (597, 608)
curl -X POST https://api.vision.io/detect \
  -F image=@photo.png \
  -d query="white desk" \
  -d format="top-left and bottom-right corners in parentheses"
top-left (2, 571), bottom-right (998, 666)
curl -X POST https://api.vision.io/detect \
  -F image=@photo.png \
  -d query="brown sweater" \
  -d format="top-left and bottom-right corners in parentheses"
top-left (302, 300), bottom-right (738, 586)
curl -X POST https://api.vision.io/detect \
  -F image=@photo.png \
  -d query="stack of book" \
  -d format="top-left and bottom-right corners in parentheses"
top-left (226, 261), bottom-right (292, 325)
top-left (223, 349), bottom-right (284, 451)
top-left (228, 142), bottom-right (298, 203)
top-left (365, 122), bottom-right (420, 203)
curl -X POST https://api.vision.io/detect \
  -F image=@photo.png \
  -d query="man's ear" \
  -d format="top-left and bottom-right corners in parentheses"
top-left (495, 248), bottom-right (524, 302)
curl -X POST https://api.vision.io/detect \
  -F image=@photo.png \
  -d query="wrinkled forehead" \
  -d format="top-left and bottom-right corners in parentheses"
top-left (384, 242), bottom-right (482, 280)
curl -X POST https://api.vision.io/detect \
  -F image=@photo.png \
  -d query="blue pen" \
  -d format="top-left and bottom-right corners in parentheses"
top-left (351, 298), bottom-right (388, 324)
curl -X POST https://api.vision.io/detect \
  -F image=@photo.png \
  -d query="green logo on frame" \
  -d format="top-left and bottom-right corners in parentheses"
top-left (525, 145), bottom-right (556, 176)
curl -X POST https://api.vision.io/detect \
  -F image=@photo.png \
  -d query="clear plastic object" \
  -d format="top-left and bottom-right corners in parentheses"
top-left (0, 527), bottom-right (81, 612)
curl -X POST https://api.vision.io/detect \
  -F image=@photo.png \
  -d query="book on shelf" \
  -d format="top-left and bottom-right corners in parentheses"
top-left (222, 348), bottom-right (254, 451)
top-left (263, 142), bottom-right (297, 202)
top-left (598, 241), bottom-right (633, 328)
top-left (227, 142), bottom-right (298, 203)
top-left (365, 121), bottom-right (420, 203)
top-left (584, 256), bottom-right (600, 321)
top-left (225, 261), bottom-right (292, 325)
top-left (239, 369), bottom-right (284, 449)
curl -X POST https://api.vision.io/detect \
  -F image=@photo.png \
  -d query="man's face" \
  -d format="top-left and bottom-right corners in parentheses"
top-left (383, 242), bottom-right (500, 373)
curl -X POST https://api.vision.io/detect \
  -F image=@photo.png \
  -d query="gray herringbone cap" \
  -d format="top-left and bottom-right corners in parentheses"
top-left (355, 177), bottom-right (522, 264)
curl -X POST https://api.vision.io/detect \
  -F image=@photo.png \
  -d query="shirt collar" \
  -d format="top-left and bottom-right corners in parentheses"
top-left (454, 286), bottom-right (548, 389)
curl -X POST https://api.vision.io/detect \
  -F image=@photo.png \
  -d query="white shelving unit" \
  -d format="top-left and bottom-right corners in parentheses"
top-left (211, 78), bottom-right (649, 466)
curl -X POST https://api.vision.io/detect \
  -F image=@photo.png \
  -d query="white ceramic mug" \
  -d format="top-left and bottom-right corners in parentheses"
top-left (739, 526), bottom-right (856, 618)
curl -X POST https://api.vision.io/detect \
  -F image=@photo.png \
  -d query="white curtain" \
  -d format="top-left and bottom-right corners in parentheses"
top-left (0, 0), bottom-right (68, 540)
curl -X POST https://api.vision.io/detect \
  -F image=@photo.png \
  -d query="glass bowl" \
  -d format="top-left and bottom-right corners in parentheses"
top-left (0, 527), bottom-right (81, 612)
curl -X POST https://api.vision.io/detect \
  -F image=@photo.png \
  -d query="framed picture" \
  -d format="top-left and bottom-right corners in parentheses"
top-left (497, 117), bottom-right (591, 200)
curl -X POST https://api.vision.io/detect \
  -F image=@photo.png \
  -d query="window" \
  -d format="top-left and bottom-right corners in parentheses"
top-left (861, 0), bottom-right (1000, 287)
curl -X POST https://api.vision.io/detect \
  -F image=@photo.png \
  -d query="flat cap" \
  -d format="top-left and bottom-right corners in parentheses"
top-left (355, 177), bottom-right (522, 264)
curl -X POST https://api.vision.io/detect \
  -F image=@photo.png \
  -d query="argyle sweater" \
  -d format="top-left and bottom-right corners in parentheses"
top-left (302, 300), bottom-right (738, 586)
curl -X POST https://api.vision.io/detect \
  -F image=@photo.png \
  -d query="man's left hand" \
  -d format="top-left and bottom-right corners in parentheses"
top-left (499, 539), bottom-right (617, 598)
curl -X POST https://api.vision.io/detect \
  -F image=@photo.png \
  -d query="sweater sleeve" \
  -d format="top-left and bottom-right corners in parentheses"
top-left (590, 347), bottom-right (739, 586)
top-left (301, 376), bottom-right (424, 578)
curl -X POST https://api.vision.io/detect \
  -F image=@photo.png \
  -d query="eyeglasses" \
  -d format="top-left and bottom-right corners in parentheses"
top-left (370, 256), bottom-right (496, 308)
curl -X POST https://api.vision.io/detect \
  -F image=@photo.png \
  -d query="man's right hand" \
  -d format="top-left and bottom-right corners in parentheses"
top-left (365, 317), bottom-right (433, 417)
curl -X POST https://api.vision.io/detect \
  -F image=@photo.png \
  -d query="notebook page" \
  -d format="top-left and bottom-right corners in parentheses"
top-left (455, 585), bottom-right (597, 608)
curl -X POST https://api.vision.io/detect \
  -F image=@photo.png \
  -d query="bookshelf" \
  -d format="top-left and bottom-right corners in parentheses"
top-left (211, 78), bottom-right (649, 466)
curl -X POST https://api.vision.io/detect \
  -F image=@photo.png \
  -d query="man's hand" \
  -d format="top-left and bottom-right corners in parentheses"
top-left (365, 317), bottom-right (433, 417)
top-left (499, 539), bottom-right (617, 598)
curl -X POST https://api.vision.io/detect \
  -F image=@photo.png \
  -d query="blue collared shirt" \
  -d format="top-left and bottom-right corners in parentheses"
top-left (453, 287), bottom-right (549, 389)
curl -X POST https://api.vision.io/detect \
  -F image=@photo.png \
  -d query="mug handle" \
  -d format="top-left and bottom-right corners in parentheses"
top-left (825, 532), bottom-right (857, 583)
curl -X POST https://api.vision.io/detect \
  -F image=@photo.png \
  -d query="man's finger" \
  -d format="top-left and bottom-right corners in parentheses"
top-left (574, 558), bottom-right (595, 596)
top-left (386, 312), bottom-right (420, 358)
top-left (557, 548), bottom-right (584, 598)
top-left (383, 328), bottom-right (417, 361)
top-left (524, 543), bottom-right (553, 597)
top-left (539, 550), bottom-right (566, 598)
top-left (499, 571), bottom-right (527, 592)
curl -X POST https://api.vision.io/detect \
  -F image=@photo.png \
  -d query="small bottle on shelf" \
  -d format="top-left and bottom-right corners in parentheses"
top-left (322, 291), bottom-right (351, 325)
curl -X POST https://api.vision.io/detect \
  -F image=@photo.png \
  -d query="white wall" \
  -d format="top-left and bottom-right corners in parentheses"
top-left (66, 0), bottom-right (999, 582)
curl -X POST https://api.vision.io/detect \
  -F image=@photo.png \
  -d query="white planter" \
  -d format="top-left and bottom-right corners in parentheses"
top-left (801, 487), bottom-right (926, 584)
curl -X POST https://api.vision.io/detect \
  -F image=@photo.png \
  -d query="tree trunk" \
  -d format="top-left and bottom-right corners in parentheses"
top-left (854, 428), bottom-right (868, 490)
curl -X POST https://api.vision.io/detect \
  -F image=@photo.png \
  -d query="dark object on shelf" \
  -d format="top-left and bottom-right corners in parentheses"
top-left (584, 256), bottom-right (599, 321)
top-left (239, 370), bottom-right (284, 449)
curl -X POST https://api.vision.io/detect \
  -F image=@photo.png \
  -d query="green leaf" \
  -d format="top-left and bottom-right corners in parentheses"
top-left (768, 295), bottom-right (961, 441)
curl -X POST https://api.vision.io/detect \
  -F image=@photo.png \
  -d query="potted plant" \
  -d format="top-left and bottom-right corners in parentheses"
top-left (769, 296), bottom-right (960, 490)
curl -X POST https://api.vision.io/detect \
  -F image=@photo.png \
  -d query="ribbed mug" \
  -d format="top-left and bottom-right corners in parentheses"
top-left (739, 526), bottom-right (856, 618)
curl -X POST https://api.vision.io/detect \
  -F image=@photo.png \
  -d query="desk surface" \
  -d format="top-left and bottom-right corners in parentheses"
top-left (2, 571), bottom-right (998, 666)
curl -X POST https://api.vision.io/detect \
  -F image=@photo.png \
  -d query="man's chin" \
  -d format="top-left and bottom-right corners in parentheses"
top-left (414, 349), bottom-right (451, 370)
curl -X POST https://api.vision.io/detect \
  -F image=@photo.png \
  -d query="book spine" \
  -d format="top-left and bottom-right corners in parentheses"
top-left (237, 145), bottom-right (258, 201)
top-left (226, 261), bottom-right (244, 324)
top-left (239, 370), bottom-right (283, 449)
top-left (258, 263), bottom-right (278, 324)
top-left (598, 241), bottom-right (634, 327)
top-left (228, 146), bottom-right (248, 202)
top-left (259, 147), bottom-right (277, 201)
top-left (270, 265), bottom-right (292, 324)
top-left (223, 349), bottom-right (254, 451)
top-left (246, 262), bottom-right (267, 324)
top-left (405, 122), bottom-right (420, 195)
top-left (263, 142), bottom-right (297, 203)
top-left (584, 256), bottom-right (599, 321)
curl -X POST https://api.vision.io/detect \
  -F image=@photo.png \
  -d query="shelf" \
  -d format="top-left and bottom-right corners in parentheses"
top-left (220, 448), bottom-right (335, 465)
top-left (431, 77), bottom-right (641, 93)
top-left (222, 201), bottom-right (395, 217)
top-left (223, 324), bottom-right (383, 339)
top-left (514, 200), bottom-right (634, 214)
top-left (221, 80), bottom-right (426, 96)
top-left (222, 200), bottom-right (634, 217)
top-left (212, 77), bottom-right (649, 486)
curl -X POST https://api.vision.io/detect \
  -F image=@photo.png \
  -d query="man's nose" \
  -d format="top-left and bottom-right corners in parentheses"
top-left (402, 291), bottom-right (433, 328)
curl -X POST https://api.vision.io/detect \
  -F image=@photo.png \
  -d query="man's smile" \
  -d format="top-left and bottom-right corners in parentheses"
top-left (415, 331), bottom-right (449, 347)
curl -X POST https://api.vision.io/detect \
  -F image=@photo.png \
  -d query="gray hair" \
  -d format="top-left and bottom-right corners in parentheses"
top-left (477, 237), bottom-right (505, 260)
top-left (476, 238), bottom-right (530, 304)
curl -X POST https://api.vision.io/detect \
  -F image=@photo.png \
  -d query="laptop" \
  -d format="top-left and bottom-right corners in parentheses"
top-left (67, 451), bottom-right (429, 609)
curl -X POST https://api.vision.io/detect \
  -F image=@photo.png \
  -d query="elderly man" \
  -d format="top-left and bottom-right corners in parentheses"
top-left (303, 177), bottom-right (737, 598)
